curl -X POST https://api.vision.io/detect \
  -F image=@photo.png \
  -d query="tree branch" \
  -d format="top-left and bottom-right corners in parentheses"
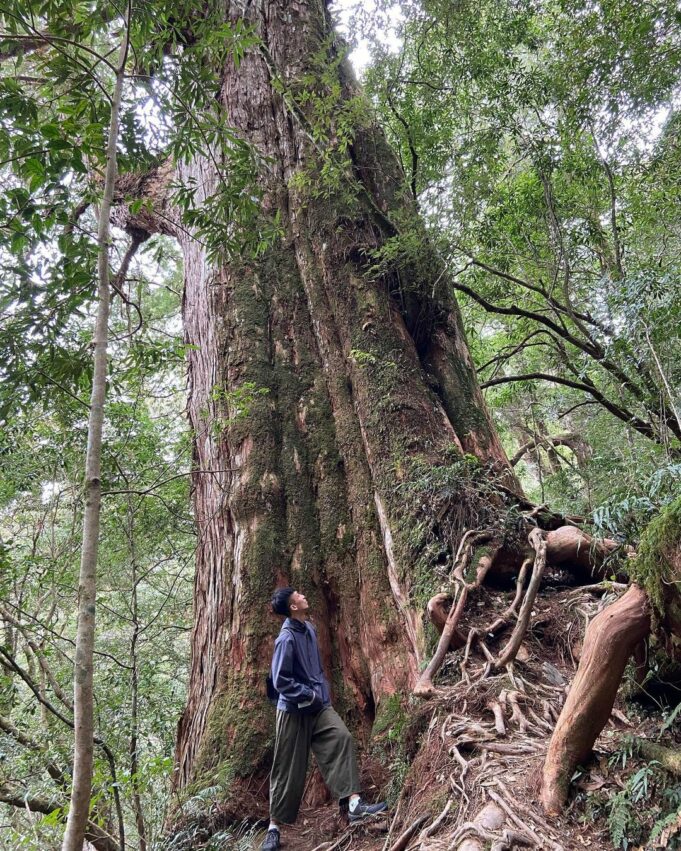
top-left (0, 785), bottom-right (120, 851)
top-left (453, 278), bottom-right (651, 405)
top-left (480, 372), bottom-right (657, 441)
top-left (510, 432), bottom-right (580, 467)
top-left (0, 714), bottom-right (66, 785)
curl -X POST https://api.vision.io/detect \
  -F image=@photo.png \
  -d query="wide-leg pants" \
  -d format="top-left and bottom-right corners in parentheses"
top-left (269, 706), bottom-right (360, 824)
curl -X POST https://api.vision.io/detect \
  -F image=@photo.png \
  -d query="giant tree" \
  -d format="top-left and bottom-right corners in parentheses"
top-left (112, 0), bottom-right (654, 821)
top-left (115, 0), bottom-right (518, 798)
top-left (3, 0), bottom-right (680, 846)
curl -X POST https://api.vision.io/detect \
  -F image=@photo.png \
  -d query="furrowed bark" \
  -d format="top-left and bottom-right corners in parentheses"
top-left (61, 18), bottom-right (130, 851)
top-left (161, 0), bottom-right (516, 799)
top-left (540, 584), bottom-right (651, 814)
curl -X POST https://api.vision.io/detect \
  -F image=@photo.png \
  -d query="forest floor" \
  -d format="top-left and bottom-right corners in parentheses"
top-left (242, 583), bottom-right (680, 851)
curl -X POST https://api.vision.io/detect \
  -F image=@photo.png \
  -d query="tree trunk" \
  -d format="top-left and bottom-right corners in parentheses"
top-left (540, 584), bottom-right (651, 814)
top-left (118, 0), bottom-right (514, 800)
top-left (62, 24), bottom-right (129, 851)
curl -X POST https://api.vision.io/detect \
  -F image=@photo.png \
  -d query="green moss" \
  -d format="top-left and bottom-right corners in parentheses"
top-left (372, 692), bottom-right (408, 738)
top-left (389, 451), bottom-right (515, 609)
top-left (189, 682), bottom-right (274, 792)
top-left (631, 496), bottom-right (681, 620)
top-left (370, 693), bottom-right (412, 807)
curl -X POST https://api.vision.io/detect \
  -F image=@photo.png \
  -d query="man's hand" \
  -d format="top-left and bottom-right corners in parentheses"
top-left (297, 690), bottom-right (323, 713)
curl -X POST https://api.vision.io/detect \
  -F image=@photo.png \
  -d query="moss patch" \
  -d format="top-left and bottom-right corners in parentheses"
top-left (631, 496), bottom-right (681, 621)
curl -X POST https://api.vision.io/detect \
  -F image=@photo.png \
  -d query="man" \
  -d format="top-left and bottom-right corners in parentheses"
top-left (261, 587), bottom-right (387, 851)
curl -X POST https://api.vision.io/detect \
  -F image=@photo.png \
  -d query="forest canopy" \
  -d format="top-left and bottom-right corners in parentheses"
top-left (0, 0), bottom-right (680, 849)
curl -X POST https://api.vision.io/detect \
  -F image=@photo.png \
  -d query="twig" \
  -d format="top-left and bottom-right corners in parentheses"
top-left (382, 797), bottom-right (403, 851)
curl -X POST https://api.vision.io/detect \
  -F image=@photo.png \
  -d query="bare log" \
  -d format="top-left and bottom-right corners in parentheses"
top-left (540, 584), bottom-right (651, 814)
top-left (635, 738), bottom-right (681, 776)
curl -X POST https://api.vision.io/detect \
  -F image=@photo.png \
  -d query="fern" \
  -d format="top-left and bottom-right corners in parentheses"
top-left (649, 804), bottom-right (681, 849)
top-left (608, 790), bottom-right (636, 850)
top-left (662, 702), bottom-right (681, 733)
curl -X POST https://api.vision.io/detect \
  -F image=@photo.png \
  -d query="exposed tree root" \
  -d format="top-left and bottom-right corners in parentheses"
top-left (635, 738), bottom-right (681, 776)
top-left (540, 584), bottom-right (651, 814)
top-left (484, 558), bottom-right (531, 639)
top-left (494, 530), bottom-right (546, 669)
top-left (418, 521), bottom-right (630, 699)
top-left (387, 815), bottom-right (428, 851)
top-left (415, 531), bottom-right (494, 697)
top-left (452, 802), bottom-right (505, 850)
top-left (428, 594), bottom-right (467, 651)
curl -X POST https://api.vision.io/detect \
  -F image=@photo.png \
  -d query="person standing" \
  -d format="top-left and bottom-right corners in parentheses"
top-left (261, 587), bottom-right (387, 851)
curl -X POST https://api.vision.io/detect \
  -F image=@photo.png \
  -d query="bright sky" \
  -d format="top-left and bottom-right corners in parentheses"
top-left (329, 0), bottom-right (404, 75)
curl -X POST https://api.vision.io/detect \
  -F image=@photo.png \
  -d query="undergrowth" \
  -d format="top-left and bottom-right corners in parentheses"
top-left (581, 736), bottom-right (681, 850)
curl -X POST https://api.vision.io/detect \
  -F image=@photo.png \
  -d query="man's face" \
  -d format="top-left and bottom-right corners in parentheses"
top-left (288, 590), bottom-right (309, 614)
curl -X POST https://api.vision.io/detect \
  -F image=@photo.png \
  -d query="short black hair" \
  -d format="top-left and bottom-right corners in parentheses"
top-left (271, 586), bottom-right (295, 616)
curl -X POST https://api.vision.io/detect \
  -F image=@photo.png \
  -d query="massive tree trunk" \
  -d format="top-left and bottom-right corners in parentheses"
top-left (121, 0), bottom-right (513, 801)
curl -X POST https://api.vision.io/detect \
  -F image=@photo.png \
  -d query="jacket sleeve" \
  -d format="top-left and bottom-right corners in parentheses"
top-left (271, 636), bottom-right (315, 703)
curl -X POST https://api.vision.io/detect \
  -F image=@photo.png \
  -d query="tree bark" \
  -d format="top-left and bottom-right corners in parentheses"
top-left (62, 21), bottom-right (129, 851)
top-left (115, 0), bottom-right (515, 800)
top-left (540, 584), bottom-right (651, 814)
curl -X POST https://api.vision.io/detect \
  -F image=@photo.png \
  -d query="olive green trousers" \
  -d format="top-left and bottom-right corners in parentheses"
top-left (269, 706), bottom-right (361, 824)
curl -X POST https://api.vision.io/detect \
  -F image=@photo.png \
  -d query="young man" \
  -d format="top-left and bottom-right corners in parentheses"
top-left (261, 587), bottom-right (387, 851)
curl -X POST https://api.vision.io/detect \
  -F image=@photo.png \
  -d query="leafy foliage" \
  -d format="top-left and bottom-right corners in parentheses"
top-left (0, 241), bottom-right (194, 848)
top-left (360, 0), bottom-right (681, 517)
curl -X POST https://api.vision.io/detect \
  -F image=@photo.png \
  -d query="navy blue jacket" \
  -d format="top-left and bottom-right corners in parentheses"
top-left (271, 618), bottom-right (331, 713)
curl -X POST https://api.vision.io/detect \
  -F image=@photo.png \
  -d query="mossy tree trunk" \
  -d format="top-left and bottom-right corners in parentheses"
top-left (127, 0), bottom-right (514, 798)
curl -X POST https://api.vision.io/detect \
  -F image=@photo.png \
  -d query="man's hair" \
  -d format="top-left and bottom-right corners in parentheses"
top-left (271, 586), bottom-right (295, 616)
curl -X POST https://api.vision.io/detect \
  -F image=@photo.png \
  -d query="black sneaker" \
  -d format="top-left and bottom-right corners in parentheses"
top-left (348, 799), bottom-right (388, 822)
top-left (261, 827), bottom-right (281, 850)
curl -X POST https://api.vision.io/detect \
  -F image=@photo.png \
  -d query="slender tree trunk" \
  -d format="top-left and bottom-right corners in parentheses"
top-left (127, 503), bottom-right (147, 851)
top-left (62, 23), bottom-right (129, 851)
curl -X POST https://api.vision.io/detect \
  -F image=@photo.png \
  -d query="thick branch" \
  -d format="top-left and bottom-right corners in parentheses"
top-left (467, 256), bottom-right (608, 333)
top-left (480, 372), bottom-right (658, 442)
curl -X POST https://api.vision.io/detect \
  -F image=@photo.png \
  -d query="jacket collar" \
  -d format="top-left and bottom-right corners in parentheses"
top-left (283, 617), bottom-right (307, 632)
